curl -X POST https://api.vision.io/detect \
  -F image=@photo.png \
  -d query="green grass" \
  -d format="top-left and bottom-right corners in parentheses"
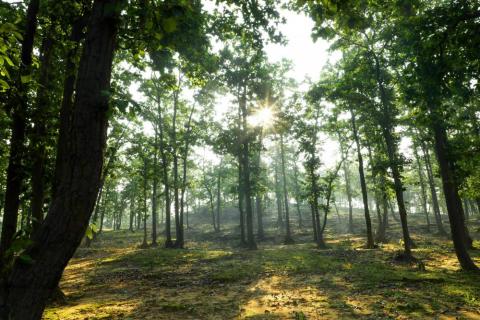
top-left (43, 221), bottom-right (480, 320)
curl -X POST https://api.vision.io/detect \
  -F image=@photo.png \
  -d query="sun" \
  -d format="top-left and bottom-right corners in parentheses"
top-left (249, 107), bottom-right (274, 128)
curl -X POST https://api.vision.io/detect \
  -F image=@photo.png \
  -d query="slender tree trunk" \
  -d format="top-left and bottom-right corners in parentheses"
top-left (238, 162), bottom-right (246, 244)
top-left (30, 33), bottom-right (55, 234)
top-left (239, 88), bottom-right (256, 250)
top-left (255, 196), bottom-right (264, 240)
top-left (350, 109), bottom-right (374, 249)
top-left (255, 130), bottom-right (265, 239)
top-left (216, 170), bottom-right (221, 232)
top-left (151, 134), bottom-right (158, 246)
top-left (293, 164), bottom-right (303, 228)
top-left (177, 102), bottom-right (194, 248)
top-left (1, 2), bottom-right (122, 317)
top-left (156, 100), bottom-right (173, 248)
top-left (141, 158), bottom-right (148, 248)
top-left (274, 158), bottom-right (284, 229)
top-left (421, 141), bottom-right (448, 236)
top-left (413, 145), bottom-right (431, 232)
top-left (310, 202), bottom-right (318, 242)
top-left (171, 80), bottom-right (181, 247)
top-left (129, 192), bottom-right (135, 232)
top-left (280, 134), bottom-right (293, 244)
top-left (372, 52), bottom-right (413, 257)
top-left (0, 0), bottom-right (40, 258)
top-left (337, 131), bottom-right (354, 233)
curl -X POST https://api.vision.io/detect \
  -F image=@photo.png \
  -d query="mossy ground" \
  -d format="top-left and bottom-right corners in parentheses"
top-left (43, 217), bottom-right (480, 319)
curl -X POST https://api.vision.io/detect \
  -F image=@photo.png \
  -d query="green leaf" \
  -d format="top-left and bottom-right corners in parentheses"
top-left (21, 74), bottom-right (32, 84)
top-left (85, 226), bottom-right (94, 240)
top-left (91, 223), bottom-right (99, 233)
top-left (162, 17), bottom-right (177, 33)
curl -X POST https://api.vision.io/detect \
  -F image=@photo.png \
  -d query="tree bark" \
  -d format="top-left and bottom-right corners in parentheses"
top-left (293, 164), bottom-right (303, 228)
top-left (274, 158), bottom-right (284, 229)
top-left (141, 158), bottom-right (148, 248)
top-left (30, 33), bottom-right (55, 234)
top-left (350, 109), bottom-right (374, 249)
top-left (421, 140), bottom-right (448, 236)
top-left (431, 120), bottom-right (477, 270)
top-left (53, 10), bottom-right (89, 195)
top-left (413, 145), bottom-right (431, 232)
top-left (280, 134), bottom-right (293, 244)
top-left (1, 1), bottom-right (122, 317)
top-left (215, 169), bottom-right (221, 232)
top-left (151, 133), bottom-right (159, 246)
top-left (239, 87), bottom-right (256, 250)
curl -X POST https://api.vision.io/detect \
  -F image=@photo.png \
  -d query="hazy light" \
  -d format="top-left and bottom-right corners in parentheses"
top-left (248, 107), bottom-right (274, 128)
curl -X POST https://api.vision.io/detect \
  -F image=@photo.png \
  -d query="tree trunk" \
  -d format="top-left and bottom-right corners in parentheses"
top-left (255, 196), bottom-right (264, 240)
top-left (239, 88), bottom-right (256, 250)
top-left (280, 134), bottom-right (293, 244)
top-left (293, 164), bottom-right (303, 228)
top-left (274, 158), bottom-right (284, 229)
top-left (30, 33), bottom-right (55, 234)
top-left (350, 109), bottom-right (374, 249)
top-left (151, 133), bottom-right (159, 246)
top-left (141, 158), bottom-right (148, 248)
top-left (337, 131), bottom-right (354, 233)
top-left (238, 161), bottom-right (246, 244)
top-left (1, 1), bottom-right (121, 317)
top-left (421, 140), bottom-right (448, 236)
top-left (413, 145), bottom-right (431, 232)
top-left (372, 52), bottom-right (412, 257)
top-left (0, 0), bottom-right (40, 258)
top-left (431, 120), bottom-right (477, 270)
top-left (129, 192), bottom-right (135, 232)
top-left (216, 170), bottom-right (221, 232)
top-left (156, 100), bottom-right (173, 248)
top-left (53, 10), bottom-right (89, 196)
top-left (176, 103), bottom-right (194, 248)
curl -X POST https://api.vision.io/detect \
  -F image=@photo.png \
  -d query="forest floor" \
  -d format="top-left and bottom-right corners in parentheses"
top-left (43, 218), bottom-right (480, 320)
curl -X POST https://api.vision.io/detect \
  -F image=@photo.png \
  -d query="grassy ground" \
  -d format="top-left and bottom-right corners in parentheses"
top-left (44, 218), bottom-right (480, 319)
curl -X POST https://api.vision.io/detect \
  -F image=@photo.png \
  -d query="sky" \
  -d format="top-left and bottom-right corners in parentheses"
top-left (265, 9), bottom-right (341, 83)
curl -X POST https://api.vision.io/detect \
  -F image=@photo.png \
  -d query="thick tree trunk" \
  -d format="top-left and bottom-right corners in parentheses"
top-left (280, 134), bottom-right (293, 244)
top-left (0, 0), bottom-right (40, 258)
top-left (53, 11), bottom-right (89, 195)
top-left (431, 121), bottom-right (477, 270)
top-left (0, 1), bottom-right (121, 317)
top-left (350, 109), bottom-right (374, 249)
